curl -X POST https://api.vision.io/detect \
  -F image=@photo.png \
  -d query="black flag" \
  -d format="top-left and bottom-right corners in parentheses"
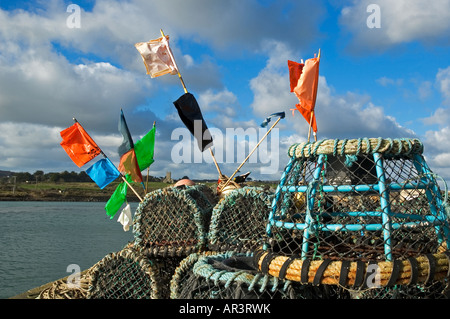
top-left (173, 92), bottom-right (213, 152)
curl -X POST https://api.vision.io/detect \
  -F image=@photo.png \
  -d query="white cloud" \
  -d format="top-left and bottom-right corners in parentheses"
top-left (340, 0), bottom-right (450, 52)
top-left (376, 76), bottom-right (403, 87)
top-left (436, 66), bottom-right (450, 106)
top-left (249, 40), bottom-right (300, 118)
top-left (421, 66), bottom-right (450, 126)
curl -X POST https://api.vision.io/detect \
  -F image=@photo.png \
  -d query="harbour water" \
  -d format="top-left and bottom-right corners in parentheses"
top-left (0, 201), bottom-right (137, 299)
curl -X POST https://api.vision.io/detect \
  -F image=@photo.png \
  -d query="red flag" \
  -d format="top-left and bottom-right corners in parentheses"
top-left (292, 54), bottom-right (320, 133)
top-left (60, 122), bottom-right (101, 167)
top-left (288, 60), bottom-right (304, 92)
top-left (118, 149), bottom-right (143, 183)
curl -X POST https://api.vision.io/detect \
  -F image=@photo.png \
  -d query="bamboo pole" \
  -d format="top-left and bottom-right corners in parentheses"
top-left (219, 116), bottom-right (283, 192)
top-left (159, 29), bottom-right (222, 176)
top-left (210, 148), bottom-right (223, 176)
top-left (145, 121), bottom-right (156, 193)
top-left (160, 29), bottom-right (188, 94)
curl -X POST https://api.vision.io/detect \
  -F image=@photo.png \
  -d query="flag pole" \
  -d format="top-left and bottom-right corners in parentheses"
top-left (145, 121), bottom-right (156, 193)
top-left (159, 28), bottom-right (223, 177)
top-left (307, 111), bottom-right (316, 142)
top-left (72, 118), bottom-right (144, 202)
top-left (307, 49), bottom-right (320, 143)
top-left (219, 116), bottom-right (283, 192)
top-left (160, 29), bottom-right (188, 94)
top-left (210, 148), bottom-right (223, 176)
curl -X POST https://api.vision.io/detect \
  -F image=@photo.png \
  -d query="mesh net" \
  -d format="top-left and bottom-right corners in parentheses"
top-left (87, 246), bottom-right (182, 299)
top-left (260, 138), bottom-right (450, 298)
top-left (133, 184), bottom-right (216, 257)
top-left (208, 187), bottom-right (274, 253)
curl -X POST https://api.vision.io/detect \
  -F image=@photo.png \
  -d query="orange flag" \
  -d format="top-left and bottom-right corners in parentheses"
top-left (293, 54), bottom-right (320, 132)
top-left (60, 122), bottom-right (101, 167)
top-left (288, 60), bottom-right (304, 92)
top-left (118, 149), bottom-right (143, 183)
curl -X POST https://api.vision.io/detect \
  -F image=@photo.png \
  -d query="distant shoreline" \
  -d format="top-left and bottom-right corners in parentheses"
top-left (0, 194), bottom-right (137, 202)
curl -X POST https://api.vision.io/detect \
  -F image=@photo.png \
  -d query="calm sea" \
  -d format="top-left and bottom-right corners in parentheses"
top-left (0, 201), bottom-right (137, 299)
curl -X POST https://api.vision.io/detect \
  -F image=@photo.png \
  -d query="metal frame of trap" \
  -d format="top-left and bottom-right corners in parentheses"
top-left (265, 138), bottom-right (450, 262)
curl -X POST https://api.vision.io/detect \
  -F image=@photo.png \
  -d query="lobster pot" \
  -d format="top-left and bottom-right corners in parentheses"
top-left (208, 187), bottom-right (274, 253)
top-left (170, 252), bottom-right (307, 299)
top-left (87, 246), bottom-right (181, 299)
top-left (260, 138), bottom-right (450, 297)
top-left (133, 185), bottom-right (216, 257)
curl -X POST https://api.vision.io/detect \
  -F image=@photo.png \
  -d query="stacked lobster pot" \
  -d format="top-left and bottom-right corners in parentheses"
top-left (86, 184), bottom-right (217, 299)
top-left (208, 187), bottom-right (273, 254)
top-left (255, 137), bottom-right (450, 299)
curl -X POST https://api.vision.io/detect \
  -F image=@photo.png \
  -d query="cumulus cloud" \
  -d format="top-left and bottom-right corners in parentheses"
top-left (339, 0), bottom-right (450, 52)
top-left (422, 66), bottom-right (450, 126)
top-left (249, 43), bottom-right (416, 141)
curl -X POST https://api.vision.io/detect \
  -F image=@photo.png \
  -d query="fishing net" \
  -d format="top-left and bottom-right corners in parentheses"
top-left (169, 251), bottom-right (340, 299)
top-left (37, 270), bottom-right (92, 299)
top-left (87, 245), bottom-right (182, 299)
top-left (133, 184), bottom-right (217, 257)
top-left (259, 137), bottom-right (450, 298)
top-left (208, 187), bottom-right (274, 253)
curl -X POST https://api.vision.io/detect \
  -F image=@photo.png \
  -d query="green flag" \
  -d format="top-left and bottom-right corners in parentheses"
top-left (135, 123), bottom-right (156, 171)
top-left (105, 176), bottom-right (130, 219)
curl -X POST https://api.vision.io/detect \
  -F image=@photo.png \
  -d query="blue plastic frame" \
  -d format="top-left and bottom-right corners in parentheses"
top-left (266, 152), bottom-right (450, 261)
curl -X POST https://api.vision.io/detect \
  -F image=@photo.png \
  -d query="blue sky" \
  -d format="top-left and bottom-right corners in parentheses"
top-left (0, 0), bottom-right (449, 183)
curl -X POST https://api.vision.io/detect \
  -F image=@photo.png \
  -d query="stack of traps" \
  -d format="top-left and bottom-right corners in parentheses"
top-left (40, 137), bottom-right (450, 299)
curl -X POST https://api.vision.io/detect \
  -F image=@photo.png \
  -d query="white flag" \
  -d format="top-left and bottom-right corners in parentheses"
top-left (135, 35), bottom-right (178, 78)
top-left (117, 203), bottom-right (132, 232)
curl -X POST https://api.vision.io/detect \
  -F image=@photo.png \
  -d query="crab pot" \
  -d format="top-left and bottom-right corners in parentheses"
top-left (170, 252), bottom-right (341, 299)
top-left (260, 138), bottom-right (450, 298)
top-left (208, 187), bottom-right (274, 253)
top-left (87, 246), bottom-right (182, 299)
top-left (133, 185), bottom-right (217, 257)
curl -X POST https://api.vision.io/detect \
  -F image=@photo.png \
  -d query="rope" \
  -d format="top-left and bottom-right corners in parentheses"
top-left (191, 251), bottom-right (292, 293)
top-left (254, 247), bottom-right (450, 287)
top-left (289, 137), bottom-right (424, 159)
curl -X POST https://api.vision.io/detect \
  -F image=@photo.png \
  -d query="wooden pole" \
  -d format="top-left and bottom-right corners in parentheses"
top-left (307, 111), bottom-right (317, 142)
top-left (219, 116), bottom-right (282, 192)
top-left (307, 49), bottom-right (320, 143)
top-left (210, 148), bottom-right (223, 176)
top-left (73, 118), bottom-right (144, 202)
top-left (160, 29), bottom-right (188, 94)
top-left (145, 121), bottom-right (156, 194)
top-left (159, 29), bottom-right (222, 177)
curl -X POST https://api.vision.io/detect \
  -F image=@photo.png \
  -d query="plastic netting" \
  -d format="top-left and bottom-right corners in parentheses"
top-left (259, 138), bottom-right (450, 298)
top-left (208, 187), bottom-right (274, 253)
top-left (133, 184), bottom-right (217, 257)
top-left (87, 246), bottom-right (182, 299)
top-left (170, 252), bottom-right (346, 299)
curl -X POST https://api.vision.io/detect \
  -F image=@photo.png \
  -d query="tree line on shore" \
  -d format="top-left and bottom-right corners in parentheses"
top-left (0, 170), bottom-right (163, 184)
